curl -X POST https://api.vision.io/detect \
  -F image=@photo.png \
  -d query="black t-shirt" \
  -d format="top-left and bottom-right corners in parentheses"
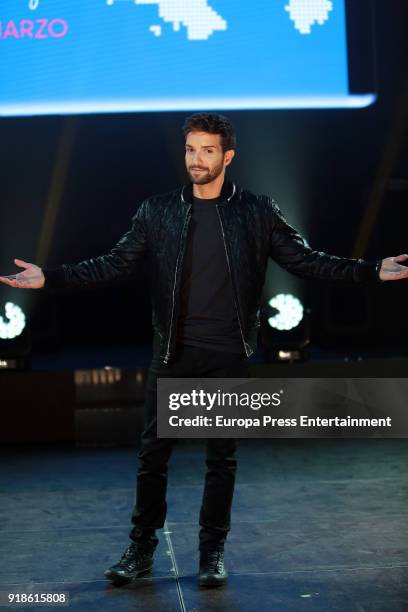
top-left (176, 195), bottom-right (244, 353)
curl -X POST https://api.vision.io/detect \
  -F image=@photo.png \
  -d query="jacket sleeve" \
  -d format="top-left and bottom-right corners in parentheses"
top-left (267, 197), bottom-right (383, 283)
top-left (42, 199), bottom-right (149, 291)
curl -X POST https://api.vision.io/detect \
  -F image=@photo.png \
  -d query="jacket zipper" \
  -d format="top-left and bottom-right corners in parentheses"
top-left (163, 206), bottom-right (192, 364)
top-left (216, 205), bottom-right (253, 358)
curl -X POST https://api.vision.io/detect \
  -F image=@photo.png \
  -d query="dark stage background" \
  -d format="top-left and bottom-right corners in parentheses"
top-left (0, 0), bottom-right (407, 367)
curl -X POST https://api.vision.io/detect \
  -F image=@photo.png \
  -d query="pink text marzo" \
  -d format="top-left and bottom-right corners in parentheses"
top-left (0, 19), bottom-right (69, 40)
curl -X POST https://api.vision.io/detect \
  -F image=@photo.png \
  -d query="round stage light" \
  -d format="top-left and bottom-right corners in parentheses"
top-left (0, 302), bottom-right (27, 340)
top-left (267, 293), bottom-right (304, 331)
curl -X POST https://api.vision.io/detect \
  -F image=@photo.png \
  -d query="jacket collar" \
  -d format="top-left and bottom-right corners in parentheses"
top-left (180, 177), bottom-right (236, 206)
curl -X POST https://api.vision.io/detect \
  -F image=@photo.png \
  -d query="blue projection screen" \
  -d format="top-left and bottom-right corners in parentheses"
top-left (0, 0), bottom-right (376, 116)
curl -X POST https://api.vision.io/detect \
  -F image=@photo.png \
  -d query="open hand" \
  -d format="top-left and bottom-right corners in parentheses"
top-left (379, 254), bottom-right (408, 281)
top-left (0, 259), bottom-right (45, 289)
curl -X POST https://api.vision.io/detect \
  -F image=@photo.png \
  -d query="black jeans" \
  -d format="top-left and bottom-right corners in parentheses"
top-left (129, 342), bottom-right (250, 552)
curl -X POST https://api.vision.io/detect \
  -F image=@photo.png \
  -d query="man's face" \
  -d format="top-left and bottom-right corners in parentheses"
top-left (185, 131), bottom-right (234, 185)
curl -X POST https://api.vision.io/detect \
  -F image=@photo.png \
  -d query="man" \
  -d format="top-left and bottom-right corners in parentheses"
top-left (1, 113), bottom-right (407, 589)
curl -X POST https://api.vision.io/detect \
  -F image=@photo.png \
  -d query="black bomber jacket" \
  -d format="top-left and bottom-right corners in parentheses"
top-left (43, 178), bottom-right (383, 364)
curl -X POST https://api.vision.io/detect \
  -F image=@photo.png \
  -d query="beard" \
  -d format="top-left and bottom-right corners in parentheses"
top-left (187, 158), bottom-right (224, 184)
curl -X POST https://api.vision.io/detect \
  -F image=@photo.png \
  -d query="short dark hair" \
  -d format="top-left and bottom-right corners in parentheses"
top-left (182, 112), bottom-right (236, 152)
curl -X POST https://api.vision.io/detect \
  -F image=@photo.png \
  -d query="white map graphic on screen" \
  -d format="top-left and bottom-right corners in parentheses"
top-left (285, 0), bottom-right (333, 34)
top-left (106, 0), bottom-right (227, 40)
top-left (27, 0), bottom-right (334, 39)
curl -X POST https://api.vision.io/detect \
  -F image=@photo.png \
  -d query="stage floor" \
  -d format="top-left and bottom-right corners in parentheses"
top-left (1, 439), bottom-right (408, 611)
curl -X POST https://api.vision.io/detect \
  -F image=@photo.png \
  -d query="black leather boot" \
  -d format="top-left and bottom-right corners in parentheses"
top-left (104, 542), bottom-right (154, 585)
top-left (199, 548), bottom-right (228, 587)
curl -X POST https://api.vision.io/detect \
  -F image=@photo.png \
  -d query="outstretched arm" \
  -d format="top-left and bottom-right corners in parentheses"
top-left (267, 198), bottom-right (408, 283)
top-left (0, 199), bottom-right (149, 291)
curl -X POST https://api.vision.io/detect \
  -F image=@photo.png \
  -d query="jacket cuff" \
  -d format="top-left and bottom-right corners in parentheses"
top-left (356, 259), bottom-right (384, 283)
top-left (42, 266), bottom-right (66, 290)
